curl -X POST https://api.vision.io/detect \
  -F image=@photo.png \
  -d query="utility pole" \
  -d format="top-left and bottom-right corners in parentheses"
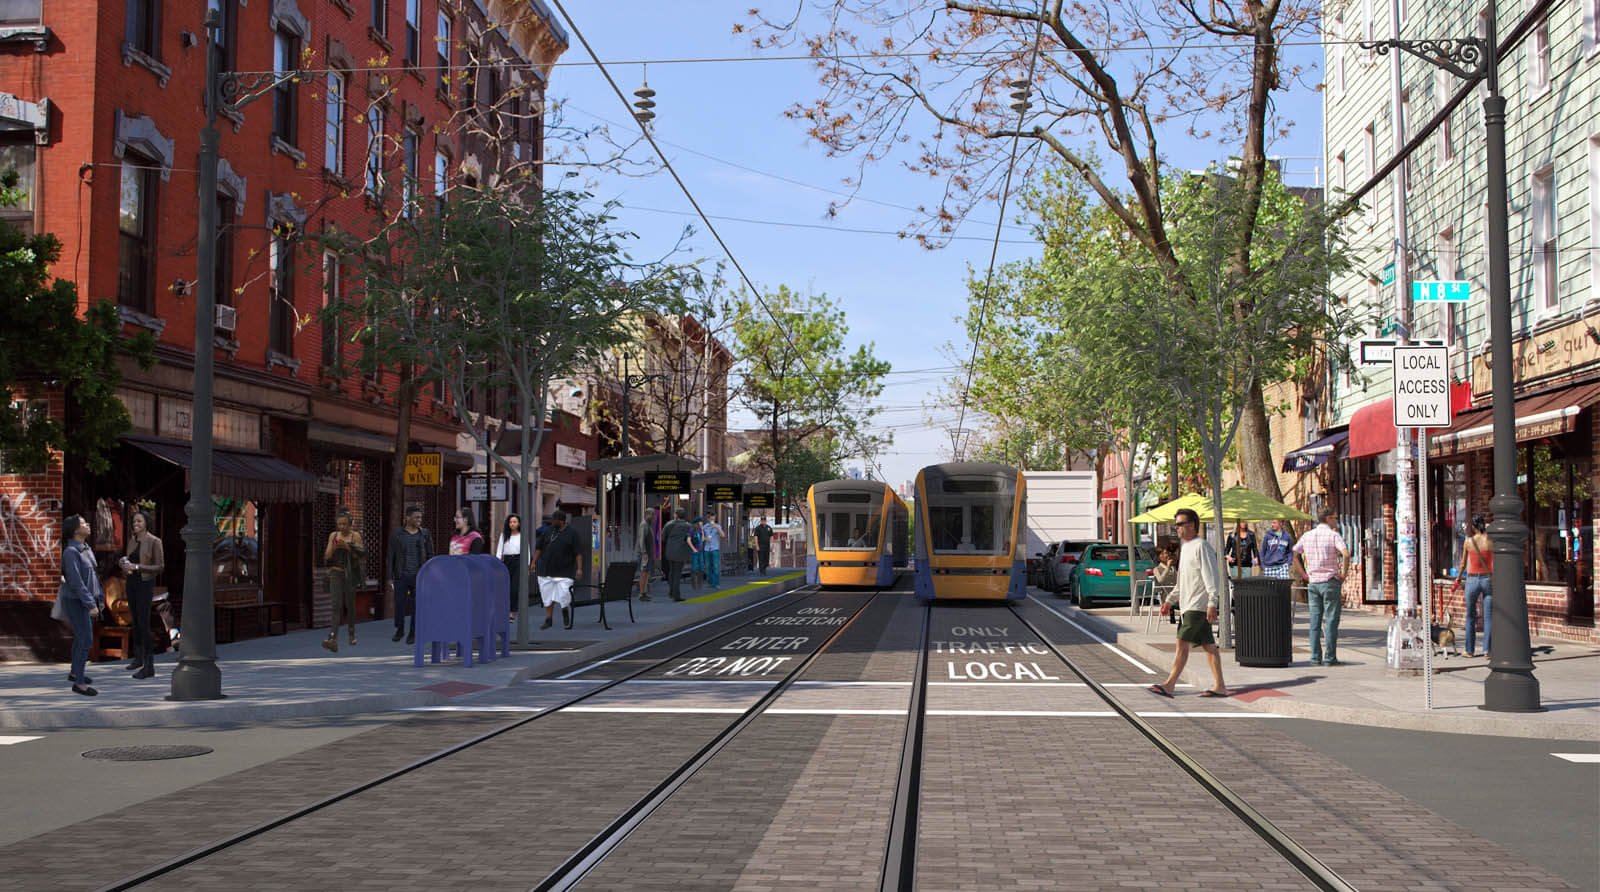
top-left (1387, 0), bottom-right (1422, 670)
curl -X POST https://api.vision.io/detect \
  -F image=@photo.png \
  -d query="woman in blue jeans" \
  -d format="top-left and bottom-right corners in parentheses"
top-left (1453, 515), bottom-right (1493, 657)
top-left (60, 514), bottom-right (103, 696)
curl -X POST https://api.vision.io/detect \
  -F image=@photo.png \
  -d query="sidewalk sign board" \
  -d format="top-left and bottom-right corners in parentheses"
top-left (1392, 345), bottom-right (1450, 428)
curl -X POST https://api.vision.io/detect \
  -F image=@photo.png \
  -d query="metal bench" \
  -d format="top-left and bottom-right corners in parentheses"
top-left (564, 562), bottom-right (637, 631)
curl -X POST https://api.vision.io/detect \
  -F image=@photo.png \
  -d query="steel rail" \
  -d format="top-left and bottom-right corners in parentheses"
top-left (95, 583), bottom-right (819, 892)
top-left (1007, 604), bottom-right (1357, 892)
top-left (877, 602), bottom-right (932, 892)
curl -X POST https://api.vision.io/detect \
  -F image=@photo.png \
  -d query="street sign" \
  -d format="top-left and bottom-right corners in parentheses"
top-left (464, 474), bottom-right (511, 502)
top-left (1381, 262), bottom-right (1395, 286)
top-left (645, 471), bottom-right (691, 494)
top-left (403, 452), bottom-right (442, 486)
top-left (706, 483), bottom-right (743, 503)
top-left (741, 491), bottom-right (776, 509)
top-left (1413, 280), bottom-right (1470, 302)
top-left (1359, 338), bottom-right (1445, 365)
top-left (1392, 346), bottom-right (1451, 427)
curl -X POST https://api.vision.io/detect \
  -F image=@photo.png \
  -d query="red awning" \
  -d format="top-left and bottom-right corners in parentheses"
top-left (1347, 400), bottom-right (1397, 459)
top-left (1100, 487), bottom-right (1119, 500)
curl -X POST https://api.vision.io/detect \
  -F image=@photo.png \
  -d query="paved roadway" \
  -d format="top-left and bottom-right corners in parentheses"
top-left (0, 580), bottom-right (1593, 890)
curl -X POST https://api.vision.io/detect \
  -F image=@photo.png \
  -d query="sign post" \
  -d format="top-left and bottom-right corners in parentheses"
top-left (1392, 345), bottom-right (1450, 696)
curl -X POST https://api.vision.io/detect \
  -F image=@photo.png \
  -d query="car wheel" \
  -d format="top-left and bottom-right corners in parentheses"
top-left (1078, 591), bottom-right (1093, 610)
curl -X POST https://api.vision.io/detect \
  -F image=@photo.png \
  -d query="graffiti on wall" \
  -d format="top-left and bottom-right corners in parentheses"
top-left (0, 494), bottom-right (62, 598)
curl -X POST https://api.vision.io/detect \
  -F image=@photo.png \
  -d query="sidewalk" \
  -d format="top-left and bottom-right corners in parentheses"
top-left (1043, 590), bottom-right (1600, 740)
top-left (0, 570), bottom-right (806, 730)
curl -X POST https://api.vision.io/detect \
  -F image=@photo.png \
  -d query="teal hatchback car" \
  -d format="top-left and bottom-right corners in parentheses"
top-left (1072, 544), bottom-right (1155, 608)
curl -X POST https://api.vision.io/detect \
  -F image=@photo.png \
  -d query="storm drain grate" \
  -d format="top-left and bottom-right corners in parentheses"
top-left (82, 744), bottom-right (214, 762)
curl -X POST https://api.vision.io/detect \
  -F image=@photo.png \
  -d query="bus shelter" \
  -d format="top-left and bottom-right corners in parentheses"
top-left (589, 453), bottom-right (698, 585)
top-left (694, 471), bottom-right (749, 574)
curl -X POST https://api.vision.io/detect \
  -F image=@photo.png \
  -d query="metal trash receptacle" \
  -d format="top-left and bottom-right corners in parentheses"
top-left (1233, 576), bottom-right (1292, 667)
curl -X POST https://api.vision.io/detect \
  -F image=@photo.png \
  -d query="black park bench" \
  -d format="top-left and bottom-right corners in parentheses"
top-left (563, 562), bottom-right (637, 631)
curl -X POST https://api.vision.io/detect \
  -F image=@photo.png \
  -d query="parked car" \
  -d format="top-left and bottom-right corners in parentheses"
top-left (1072, 544), bottom-right (1156, 609)
top-left (1046, 539), bottom-right (1105, 598)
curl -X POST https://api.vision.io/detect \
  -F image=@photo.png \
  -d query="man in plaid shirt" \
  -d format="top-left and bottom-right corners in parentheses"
top-left (1293, 508), bottom-right (1350, 666)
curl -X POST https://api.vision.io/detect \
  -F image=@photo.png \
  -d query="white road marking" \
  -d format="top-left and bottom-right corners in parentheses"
top-left (1551, 753), bottom-right (1600, 763)
top-left (556, 589), bottom-right (802, 679)
top-left (402, 706), bottom-right (546, 713)
top-left (0, 736), bottom-right (42, 745)
top-left (1026, 594), bottom-right (1159, 675)
top-left (401, 705), bottom-right (1282, 718)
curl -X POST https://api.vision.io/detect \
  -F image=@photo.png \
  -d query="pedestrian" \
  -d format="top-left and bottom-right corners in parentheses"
top-left (533, 509), bottom-right (583, 630)
top-left (636, 508), bottom-right (658, 601)
top-left (701, 515), bottom-right (725, 588)
top-left (1151, 547), bottom-right (1178, 590)
top-left (687, 517), bottom-right (705, 591)
top-left (660, 509), bottom-right (695, 602)
top-left (1224, 521), bottom-right (1258, 577)
top-left (450, 507), bottom-right (487, 555)
top-left (847, 526), bottom-right (868, 548)
top-left (1292, 507), bottom-right (1351, 666)
top-left (387, 505), bottom-right (433, 644)
top-left (497, 513), bottom-right (525, 617)
top-left (60, 514), bottom-right (102, 696)
top-left (119, 509), bottom-right (164, 678)
top-left (321, 509), bottom-right (363, 653)
top-left (1452, 514), bottom-right (1493, 658)
top-left (1259, 518), bottom-right (1295, 579)
top-left (1149, 507), bottom-right (1229, 698)
top-left (753, 514), bottom-right (774, 576)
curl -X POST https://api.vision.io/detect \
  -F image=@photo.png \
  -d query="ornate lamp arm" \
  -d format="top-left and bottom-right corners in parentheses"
top-left (1357, 37), bottom-right (1488, 82)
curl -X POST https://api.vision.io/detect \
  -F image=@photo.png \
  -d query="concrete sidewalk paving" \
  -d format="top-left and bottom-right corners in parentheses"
top-left (1035, 590), bottom-right (1600, 740)
top-left (0, 571), bottom-right (806, 729)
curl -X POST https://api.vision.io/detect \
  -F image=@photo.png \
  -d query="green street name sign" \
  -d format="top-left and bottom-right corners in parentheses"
top-left (1413, 281), bottom-right (1470, 302)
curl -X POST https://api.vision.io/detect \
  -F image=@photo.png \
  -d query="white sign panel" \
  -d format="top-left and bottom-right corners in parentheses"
top-left (1392, 346), bottom-right (1450, 427)
top-left (556, 444), bottom-right (587, 470)
top-left (1359, 338), bottom-right (1445, 365)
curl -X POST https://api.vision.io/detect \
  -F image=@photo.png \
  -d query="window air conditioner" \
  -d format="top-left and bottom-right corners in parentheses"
top-left (215, 304), bottom-right (238, 333)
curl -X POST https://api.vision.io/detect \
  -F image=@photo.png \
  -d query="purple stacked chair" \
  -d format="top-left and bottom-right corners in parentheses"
top-left (413, 555), bottom-right (480, 667)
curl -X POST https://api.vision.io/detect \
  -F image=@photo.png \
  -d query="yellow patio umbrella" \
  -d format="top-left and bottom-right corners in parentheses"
top-left (1196, 485), bottom-right (1315, 523)
top-left (1128, 492), bottom-right (1209, 524)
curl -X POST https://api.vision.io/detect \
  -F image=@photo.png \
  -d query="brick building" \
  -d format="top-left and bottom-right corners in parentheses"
top-left (0, 0), bottom-right (567, 657)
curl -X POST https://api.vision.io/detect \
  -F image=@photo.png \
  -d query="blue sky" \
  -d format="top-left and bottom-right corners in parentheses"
top-left (549, 2), bottom-right (1326, 489)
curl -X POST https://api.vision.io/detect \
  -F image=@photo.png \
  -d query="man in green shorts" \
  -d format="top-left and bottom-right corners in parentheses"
top-left (1150, 507), bottom-right (1230, 698)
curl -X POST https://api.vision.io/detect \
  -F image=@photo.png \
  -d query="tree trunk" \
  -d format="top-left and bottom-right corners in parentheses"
top-left (516, 383), bottom-right (535, 645)
top-left (386, 364), bottom-right (417, 623)
top-left (1236, 379), bottom-right (1283, 502)
top-left (1092, 450), bottom-right (1105, 540)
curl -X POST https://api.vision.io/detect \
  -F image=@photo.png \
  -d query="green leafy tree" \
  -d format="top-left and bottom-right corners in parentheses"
top-left (730, 286), bottom-right (891, 521)
top-left (0, 171), bottom-right (152, 474)
top-left (317, 187), bottom-right (684, 639)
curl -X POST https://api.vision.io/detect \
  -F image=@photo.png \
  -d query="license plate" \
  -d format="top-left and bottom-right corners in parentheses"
top-left (1115, 570), bottom-right (1129, 576)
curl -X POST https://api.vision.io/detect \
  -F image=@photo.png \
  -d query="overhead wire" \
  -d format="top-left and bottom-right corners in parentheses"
top-left (549, 0), bottom-right (891, 482)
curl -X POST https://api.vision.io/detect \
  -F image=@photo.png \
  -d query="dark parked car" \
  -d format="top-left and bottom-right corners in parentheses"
top-left (1029, 542), bottom-right (1058, 588)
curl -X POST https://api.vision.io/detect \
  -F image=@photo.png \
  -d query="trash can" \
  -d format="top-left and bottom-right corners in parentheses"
top-left (1233, 576), bottom-right (1292, 667)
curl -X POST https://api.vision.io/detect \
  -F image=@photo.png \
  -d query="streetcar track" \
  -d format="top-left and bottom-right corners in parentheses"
top-left (94, 584), bottom-right (828, 892)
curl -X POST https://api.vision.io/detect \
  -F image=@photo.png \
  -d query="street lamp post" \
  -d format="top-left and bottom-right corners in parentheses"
top-left (1362, 3), bottom-right (1541, 711)
top-left (171, 12), bottom-right (304, 700)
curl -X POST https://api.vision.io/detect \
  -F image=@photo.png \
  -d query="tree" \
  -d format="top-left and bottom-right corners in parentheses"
top-left (730, 286), bottom-right (891, 520)
top-left (748, 0), bottom-right (1321, 502)
top-left (320, 186), bottom-right (684, 641)
top-left (0, 171), bottom-right (152, 474)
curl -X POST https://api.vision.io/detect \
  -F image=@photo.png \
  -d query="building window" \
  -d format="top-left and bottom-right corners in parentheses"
top-left (1334, 151), bottom-right (1346, 196)
top-left (0, 0), bottom-right (41, 25)
top-left (1532, 165), bottom-right (1557, 312)
top-left (371, 0), bottom-right (386, 36)
top-left (1588, 0), bottom-right (1600, 55)
top-left (1435, 69), bottom-right (1454, 167)
top-left (1521, 441), bottom-right (1594, 586)
top-left (0, 140), bottom-right (35, 236)
top-left (365, 104), bottom-right (386, 196)
top-left (1362, 0), bottom-right (1374, 60)
top-left (1478, 7), bottom-right (1492, 98)
top-left (403, 127), bottom-right (418, 217)
top-left (403, 0), bottom-right (419, 65)
top-left (322, 251), bottom-right (340, 367)
top-left (1363, 123), bottom-right (1377, 225)
top-left (273, 29), bottom-right (299, 146)
top-left (436, 12), bottom-right (451, 92)
top-left (269, 225), bottom-right (295, 356)
top-left (127, 0), bottom-right (160, 57)
top-left (325, 71), bottom-right (345, 175)
top-left (215, 194), bottom-right (235, 307)
top-left (117, 156), bottom-right (157, 312)
top-left (433, 150), bottom-right (447, 213)
top-left (207, 0), bottom-right (234, 74)
top-left (1530, 4), bottom-right (1551, 94)
top-left (1401, 89), bottom-right (1413, 193)
top-left (1430, 461), bottom-right (1468, 578)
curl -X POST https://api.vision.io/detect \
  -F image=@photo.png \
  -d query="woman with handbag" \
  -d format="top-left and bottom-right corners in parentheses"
top-left (60, 514), bottom-right (103, 696)
top-left (1452, 514), bottom-right (1494, 658)
top-left (120, 510), bottom-right (164, 678)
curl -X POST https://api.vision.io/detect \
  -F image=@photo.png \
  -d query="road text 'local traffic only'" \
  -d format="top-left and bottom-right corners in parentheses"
top-left (1391, 345), bottom-right (1451, 428)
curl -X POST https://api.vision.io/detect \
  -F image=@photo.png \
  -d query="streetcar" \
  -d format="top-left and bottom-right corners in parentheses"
top-left (912, 462), bottom-right (1027, 601)
top-left (803, 479), bottom-right (910, 587)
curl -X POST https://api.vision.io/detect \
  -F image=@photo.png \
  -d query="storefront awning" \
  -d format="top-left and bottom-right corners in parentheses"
top-left (1282, 430), bottom-right (1350, 472)
top-left (123, 435), bottom-right (317, 503)
top-left (558, 483), bottom-right (597, 507)
top-left (1346, 401), bottom-right (1396, 459)
top-left (1100, 487), bottom-right (1119, 500)
top-left (1429, 382), bottom-right (1600, 457)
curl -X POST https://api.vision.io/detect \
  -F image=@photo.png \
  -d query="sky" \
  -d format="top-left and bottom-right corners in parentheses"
top-left (547, 2), bottom-right (1327, 490)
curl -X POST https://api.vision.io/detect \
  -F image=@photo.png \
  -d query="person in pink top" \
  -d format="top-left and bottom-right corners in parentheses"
top-left (450, 507), bottom-right (487, 555)
top-left (1292, 508), bottom-right (1350, 666)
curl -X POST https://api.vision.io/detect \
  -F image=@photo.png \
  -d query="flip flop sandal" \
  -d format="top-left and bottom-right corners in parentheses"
top-left (1146, 684), bottom-right (1173, 698)
top-left (1197, 690), bottom-right (1229, 698)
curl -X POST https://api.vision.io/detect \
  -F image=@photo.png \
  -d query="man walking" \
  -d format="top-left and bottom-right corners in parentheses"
top-left (1259, 518), bottom-right (1296, 579)
top-left (701, 516), bottom-right (725, 588)
top-left (1149, 507), bottom-right (1229, 698)
top-left (635, 508), bottom-right (657, 602)
top-left (533, 509), bottom-right (583, 630)
top-left (1293, 508), bottom-right (1351, 666)
top-left (753, 514), bottom-right (774, 576)
top-left (387, 505), bottom-right (432, 644)
top-left (660, 509), bottom-right (695, 602)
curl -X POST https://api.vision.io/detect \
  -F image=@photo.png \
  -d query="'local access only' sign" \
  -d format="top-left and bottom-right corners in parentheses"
top-left (1392, 345), bottom-right (1450, 427)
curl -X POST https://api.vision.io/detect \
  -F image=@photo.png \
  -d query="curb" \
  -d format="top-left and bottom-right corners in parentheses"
top-left (1049, 597), bottom-right (1600, 742)
top-left (0, 574), bottom-right (810, 730)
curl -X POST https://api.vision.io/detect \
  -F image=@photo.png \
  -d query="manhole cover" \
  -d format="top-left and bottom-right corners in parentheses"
top-left (82, 744), bottom-right (214, 762)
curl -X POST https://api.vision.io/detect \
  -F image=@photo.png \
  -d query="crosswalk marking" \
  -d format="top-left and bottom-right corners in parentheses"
top-left (1551, 753), bottom-right (1600, 763)
top-left (0, 736), bottom-right (42, 745)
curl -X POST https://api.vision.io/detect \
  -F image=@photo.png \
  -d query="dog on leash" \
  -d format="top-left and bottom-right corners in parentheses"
top-left (1431, 608), bottom-right (1459, 657)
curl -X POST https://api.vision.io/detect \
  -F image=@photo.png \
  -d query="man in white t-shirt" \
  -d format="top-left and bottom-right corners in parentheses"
top-left (700, 518), bottom-right (725, 588)
top-left (1150, 507), bottom-right (1229, 698)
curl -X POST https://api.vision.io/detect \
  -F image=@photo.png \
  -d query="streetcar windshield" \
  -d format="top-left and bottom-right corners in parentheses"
top-left (816, 488), bottom-right (884, 550)
top-left (923, 470), bottom-right (1016, 555)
